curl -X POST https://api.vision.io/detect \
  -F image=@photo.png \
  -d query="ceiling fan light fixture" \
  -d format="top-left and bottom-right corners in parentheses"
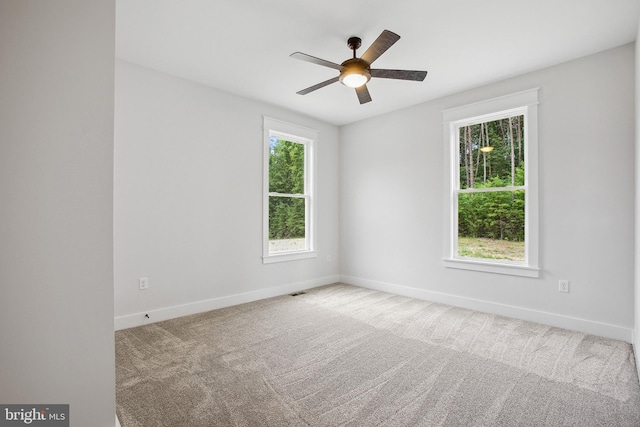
top-left (341, 71), bottom-right (370, 88)
top-left (339, 59), bottom-right (371, 88)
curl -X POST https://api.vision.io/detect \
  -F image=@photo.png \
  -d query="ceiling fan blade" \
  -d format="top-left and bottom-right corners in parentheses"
top-left (360, 30), bottom-right (401, 65)
top-left (296, 76), bottom-right (340, 95)
top-left (355, 85), bottom-right (372, 104)
top-left (370, 69), bottom-right (428, 81)
top-left (290, 52), bottom-right (343, 71)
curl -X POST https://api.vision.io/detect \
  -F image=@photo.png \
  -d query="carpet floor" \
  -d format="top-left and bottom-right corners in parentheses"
top-left (116, 284), bottom-right (640, 426)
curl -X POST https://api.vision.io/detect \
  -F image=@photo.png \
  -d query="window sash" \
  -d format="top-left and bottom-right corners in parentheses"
top-left (453, 189), bottom-right (527, 262)
top-left (268, 195), bottom-right (309, 252)
top-left (269, 192), bottom-right (307, 198)
top-left (267, 142), bottom-right (310, 254)
top-left (456, 186), bottom-right (525, 194)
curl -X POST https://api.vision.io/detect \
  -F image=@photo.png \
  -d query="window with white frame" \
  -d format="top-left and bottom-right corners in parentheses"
top-left (442, 89), bottom-right (539, 277)
top-left (263, 117), bottom-right (317, 263)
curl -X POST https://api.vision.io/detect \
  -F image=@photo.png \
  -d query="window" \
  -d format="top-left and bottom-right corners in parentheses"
top-left (263, 117), bottom-right (317, 263)
top-left (442, 89), bottom-right (539, 277)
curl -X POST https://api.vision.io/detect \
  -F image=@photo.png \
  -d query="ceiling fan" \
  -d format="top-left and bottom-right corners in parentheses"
top-left (290, 30), bottom-right (427, 104)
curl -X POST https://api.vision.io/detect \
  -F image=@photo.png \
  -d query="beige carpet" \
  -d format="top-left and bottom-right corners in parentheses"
top-left (116, 284), bottom-right (640, 426)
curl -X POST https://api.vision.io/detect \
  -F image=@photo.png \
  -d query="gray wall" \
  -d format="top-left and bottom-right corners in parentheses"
top-left (114, 61), bottom-right (340, 327)
top-left (340, 44), bottom-right (635, 340)
top-left (0, 1), bottom-right (116, 426)
top-left (115, 45), bottom-right (635, 340)
top-left (635, 26), bottom-right (640, 370)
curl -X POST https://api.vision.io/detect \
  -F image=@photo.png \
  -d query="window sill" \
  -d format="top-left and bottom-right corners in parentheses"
top-left (444, 257), bottom-right (539, 278)
top-left (263, 250), bottom-right (318, 264)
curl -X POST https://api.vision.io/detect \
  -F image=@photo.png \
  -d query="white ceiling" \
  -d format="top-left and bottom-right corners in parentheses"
top-left (116, 0), bottom-right (640, 126)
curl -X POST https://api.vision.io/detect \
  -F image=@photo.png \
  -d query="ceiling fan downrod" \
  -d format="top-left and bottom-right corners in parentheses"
top-left (347, 37), bottom-right (361, 58)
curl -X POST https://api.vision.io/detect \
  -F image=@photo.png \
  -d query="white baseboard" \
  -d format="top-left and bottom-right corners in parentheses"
top-left (340, 275), bottom-right (633, 343)
top-left (116, 414), bottom-right (121, 427)
top-left (634, 329), bottom-right (640, 380)
top-left (114, 275), bottom-right (339, 331)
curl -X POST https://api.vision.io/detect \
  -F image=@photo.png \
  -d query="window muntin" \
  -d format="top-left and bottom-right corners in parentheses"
top-left (263, 117), bottom-right (317, 263)
top-left (443, 89), bottom-right (539, 277)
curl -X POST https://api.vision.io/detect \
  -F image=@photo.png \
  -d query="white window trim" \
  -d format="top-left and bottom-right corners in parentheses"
top-left (442, 89), bottom-right (539, 278)
top-left (263, 117), bottom-right (318, 264)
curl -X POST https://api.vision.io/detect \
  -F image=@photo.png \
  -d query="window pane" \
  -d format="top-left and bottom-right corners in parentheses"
top-left (457, 190), bottom-right (525, 261)
top-left (458, 116), bottom-right (525, 190)
top-left (269, 196), bottom-right (306, 253)
top-left (269, 138), bottom-right (304, 194)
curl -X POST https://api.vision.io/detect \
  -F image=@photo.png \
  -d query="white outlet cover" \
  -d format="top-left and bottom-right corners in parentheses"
top-left (559, 280), bottom-right (569, 293)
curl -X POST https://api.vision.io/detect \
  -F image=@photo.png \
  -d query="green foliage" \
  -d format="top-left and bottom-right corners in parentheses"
top-left (457, 166), bottom-right (525, 242)
top-left (269, 197), bottom-right (305, 239)
top-left (269, 139), bottom-right (305, 240)
top-left (457, 116), bottom-right (526, 244)
top-left (459, 116), bottom-right (525, 188)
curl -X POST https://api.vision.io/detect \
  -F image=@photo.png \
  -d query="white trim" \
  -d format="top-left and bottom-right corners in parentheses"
top-left (116, 415), bottom-right (121, 427)
top-left (443, 258), bottom-right (539, 278)
top-left (443, 89), bottom-right (539, 276)
top-left (442, 88), bottom-right (539, 122)
top-left (339, 275), bottom-right (632, 342)
top-left (263, 116), bottom-right (318, 263)
top-left (263, 116), bottom-right (318, 141)
top-left (114, 275), bottom-right (338, 330)
top-left (262, 250), bottom-right (318, 264)
top-left (634, 330), bottom-right (640, 381)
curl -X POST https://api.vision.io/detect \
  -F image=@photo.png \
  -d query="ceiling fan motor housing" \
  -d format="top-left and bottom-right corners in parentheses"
top-left (339, 58), bottom-right (371, 87)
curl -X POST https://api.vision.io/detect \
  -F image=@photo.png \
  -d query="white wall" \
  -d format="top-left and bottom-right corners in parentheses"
top-left (114, 61), bottom-right (340, 328)
top-left (340, 44), bottom-right (635, 341)
top-left (0, 1), bottom-right (116, 426)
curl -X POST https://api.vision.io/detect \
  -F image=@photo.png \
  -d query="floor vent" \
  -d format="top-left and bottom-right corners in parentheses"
top-left (290, 291), bottom-right (307, 297)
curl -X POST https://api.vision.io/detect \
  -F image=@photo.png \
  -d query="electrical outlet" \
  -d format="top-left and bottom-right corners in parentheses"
top-left (327, 255), bottom-right (332, 263)
top-left (139, 277), bottom-right (149, 290)
top-left (559, 280), bottom-right (569, 293)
